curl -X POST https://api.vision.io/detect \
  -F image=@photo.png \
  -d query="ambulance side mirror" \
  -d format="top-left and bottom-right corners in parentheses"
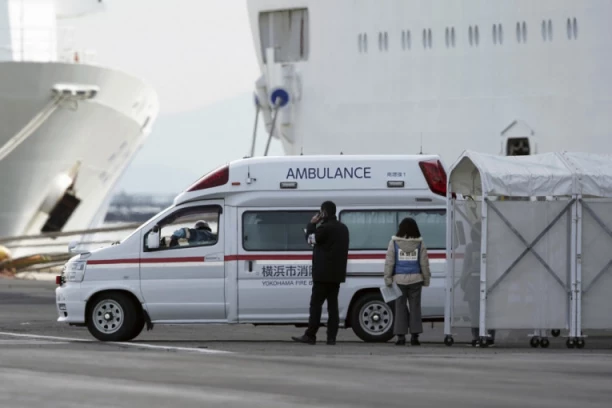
top-left (68, 240), bottom-right (79, 253)
top-left (147, 225), bottom-right (160, 250)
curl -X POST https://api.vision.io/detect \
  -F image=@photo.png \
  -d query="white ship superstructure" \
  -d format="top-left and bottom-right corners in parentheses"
top-left (247, 0), bottom-right (612, 164)
top-left (0, 0), bottom-right (159, 244)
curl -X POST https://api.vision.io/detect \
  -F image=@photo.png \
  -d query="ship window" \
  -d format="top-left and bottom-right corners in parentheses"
top-left (474, 25), bottom-right (480, 45)
top-left (427, 29), bottom-right (432, 48)
top-left (567, 18), bottom-right (572, 39)
top-left (522, 22), bottom-right (527, 42)
top-left (493, 24), bottom-right (497, 44)
top-left (469, 26), bottom-right (473, 46)
top-left (358, 33), bottom-right (364, 52)
top-left (498, 24), bottom-right (503, 44)
top-left (446, 27), bottom-right (455, 48)
top-left (516, 22), bottom-right (521, 43)
top-left (402, 31), bottom-right (406, 50)
top-left (406, 30), bottom-right (411, 49)
top-left (259, 8), bottom-right (309, 63)
top-left (384, 32), bottom-right (389, 50)
top-left (573, 18), bottom-right (578, 39)
top-left (378, 32), bottom-right (383, 50)
top-left (364, 33), bottom-right (368, 52)
top-left (548, 19), bottom-right (553, 41)
top-left (422, 29), bottom-right (427, 48)
top-left (542, 20), bottom-right (547, 41)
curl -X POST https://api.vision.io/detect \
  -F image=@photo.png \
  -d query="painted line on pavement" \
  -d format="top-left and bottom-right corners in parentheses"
top-left (0, 331), bottom-right (233, 355)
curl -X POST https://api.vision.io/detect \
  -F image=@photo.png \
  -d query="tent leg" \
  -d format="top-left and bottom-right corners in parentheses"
top-left (479, 194), bottom-right (489, 344)
top-left (444, 190), bottom-right (454, 342)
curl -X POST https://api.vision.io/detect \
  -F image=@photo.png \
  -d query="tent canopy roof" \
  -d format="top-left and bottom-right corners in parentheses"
top-left (448, 150), bottom-right (612, 198)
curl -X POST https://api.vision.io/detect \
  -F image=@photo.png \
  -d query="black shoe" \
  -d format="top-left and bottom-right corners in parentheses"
top-left (291, 335), bottom-right (315, 345)
top-left (326, 339), bottom-right (336, 345)
top-left (410, 335), bottom-right (421, 346)
top-left (395, 335), bottom-right (406, 346)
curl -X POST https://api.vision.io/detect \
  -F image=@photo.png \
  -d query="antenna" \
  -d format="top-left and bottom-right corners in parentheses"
top-left (419, 133), bottom-right (423, 155)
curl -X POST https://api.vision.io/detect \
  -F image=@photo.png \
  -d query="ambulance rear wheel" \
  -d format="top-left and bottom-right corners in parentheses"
top-left (350, 292), bottom-right (394, 343)
top-left (86, 292), bottom-right (140, 342)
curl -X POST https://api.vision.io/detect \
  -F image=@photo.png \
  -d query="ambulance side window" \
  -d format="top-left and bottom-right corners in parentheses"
top-left (339, 209), bottom-right (446, 250)
top-left (242, 210), bottom-right (313, 251)
top-left (144, 205), bottom-right (220, 251)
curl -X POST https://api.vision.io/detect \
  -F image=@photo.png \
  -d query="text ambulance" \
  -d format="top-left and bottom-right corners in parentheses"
top-left (55, 154), bottom-right (448, 343)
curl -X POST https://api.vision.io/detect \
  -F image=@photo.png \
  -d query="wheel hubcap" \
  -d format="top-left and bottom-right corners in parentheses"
top-left (92, 299), bottom-right (123, 335)
top-left (359, 301), bottom-right (393, 336)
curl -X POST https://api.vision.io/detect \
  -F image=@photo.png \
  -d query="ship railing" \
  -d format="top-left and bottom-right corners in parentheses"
top-left (0, 223), bottom-right (142, 246)
top-left (0, 25), bottom-right (96, 64)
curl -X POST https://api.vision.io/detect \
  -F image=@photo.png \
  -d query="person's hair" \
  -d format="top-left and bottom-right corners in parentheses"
top-left (321, 201), bottom-right (336, 217)
top-left (396, 217), bottom-right (421, 238)
top-left (195, 220), bottom-right (211, 231)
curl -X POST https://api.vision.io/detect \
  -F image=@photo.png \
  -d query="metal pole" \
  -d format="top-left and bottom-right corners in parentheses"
top-left (264, 99), bottom-right (281, 156)
top-left (249, 104), bottom-right (260, 157)
top-left (479, 194), bottom-right (488, 340)
top-left (573, 196), bottom-right (582, 340)
top-left (444, 186), bottom-right (453, 337)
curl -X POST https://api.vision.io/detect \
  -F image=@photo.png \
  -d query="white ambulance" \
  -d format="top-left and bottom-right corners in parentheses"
top-left (55, 154), bottom-right (449, 343)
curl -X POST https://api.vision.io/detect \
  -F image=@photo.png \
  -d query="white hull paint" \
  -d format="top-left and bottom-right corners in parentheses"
top-left (247, 0), bottom-right (612, 165)
top-left (0, 61), bottom-right (158, 242)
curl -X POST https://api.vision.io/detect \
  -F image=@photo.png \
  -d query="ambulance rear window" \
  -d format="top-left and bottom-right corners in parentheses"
top-left (242, 211), bottom-right (313, 251)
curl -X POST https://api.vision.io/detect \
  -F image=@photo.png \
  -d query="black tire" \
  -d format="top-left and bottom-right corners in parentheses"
top-left (444, 335), bottom-right (454, 346)
top-left (530, 336), bottom-right (541, 348)
top-left (551, 329), bottom-right (561, 338)
top-left (540, 338), bottom-right (550, 348)
top-left (566, 338), bottom-right (575, 349)
top-left (350, 292), bottom-right (395, 343)
top-left (576, 338), bottom-right (585, 349)
top-left (128, 313), bottom-right (146, 340)
top-left (86, 292), bottom-right (142, 342)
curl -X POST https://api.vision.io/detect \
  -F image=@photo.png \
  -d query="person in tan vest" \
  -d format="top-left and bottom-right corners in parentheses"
top-left (383, 217), bottom-right (431, 346)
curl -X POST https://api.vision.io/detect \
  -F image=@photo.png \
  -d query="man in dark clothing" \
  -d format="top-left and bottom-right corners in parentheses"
top-left (292, 201), bottom-right (350, 345)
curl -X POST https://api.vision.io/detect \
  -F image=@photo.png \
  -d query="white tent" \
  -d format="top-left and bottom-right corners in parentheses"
top-left (448, 150), bottom-right (612, 198)
top-left (444, 150), bottom-right (612, 349)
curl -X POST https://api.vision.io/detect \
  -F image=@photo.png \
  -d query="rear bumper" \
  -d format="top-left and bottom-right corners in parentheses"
top-left (55, 283), bottom-right (86, 324)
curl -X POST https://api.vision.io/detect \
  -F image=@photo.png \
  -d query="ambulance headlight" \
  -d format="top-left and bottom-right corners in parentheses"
top-left (65, 260), bottom-right (87, 282)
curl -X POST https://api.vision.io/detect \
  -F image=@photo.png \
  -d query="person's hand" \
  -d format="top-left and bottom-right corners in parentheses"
top-left (384, 278), bottom-right (393, 287)
top-left (310, 213), bottom-right (322, 224)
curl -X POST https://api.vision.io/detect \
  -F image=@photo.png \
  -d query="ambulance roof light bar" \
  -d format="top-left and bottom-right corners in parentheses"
top-left (186, 164), bottom-right (229, 192)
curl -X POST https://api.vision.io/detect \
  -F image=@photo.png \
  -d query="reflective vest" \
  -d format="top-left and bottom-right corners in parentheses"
top-left (393, 241), bottom-right (421, 275)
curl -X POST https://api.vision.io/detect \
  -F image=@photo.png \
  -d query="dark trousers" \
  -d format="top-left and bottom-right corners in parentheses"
top-left (305, 282), bottom-right (340, 340)
top-left (394, 282), bottom-right (424, 335)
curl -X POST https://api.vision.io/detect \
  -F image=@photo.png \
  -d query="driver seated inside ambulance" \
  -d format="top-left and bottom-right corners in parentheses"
top-left (168, 220), bottom-right (216, 247)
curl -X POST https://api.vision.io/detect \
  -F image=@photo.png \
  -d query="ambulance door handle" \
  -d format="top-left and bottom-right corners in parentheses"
top-left (248, 260), bottom-right (253, 272)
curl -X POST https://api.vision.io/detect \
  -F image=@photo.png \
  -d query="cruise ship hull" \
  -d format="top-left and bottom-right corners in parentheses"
top-left (0, 62), bottom-right (158, 241)
top-left (247, 0), bottom-right (612, 165)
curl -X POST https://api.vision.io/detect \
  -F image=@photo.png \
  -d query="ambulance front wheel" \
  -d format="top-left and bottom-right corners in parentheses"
top-left (86, 291), bottom-right (144, 342)
top-left (350, 292), bottom-right (395, 343)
